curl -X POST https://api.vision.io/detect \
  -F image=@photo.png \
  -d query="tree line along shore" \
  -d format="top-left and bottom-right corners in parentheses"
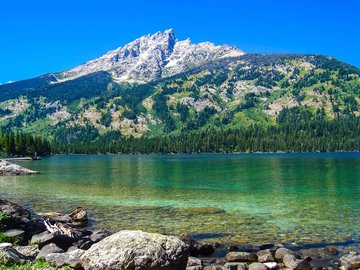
top-left (1, 106), bottom-right (360, 156)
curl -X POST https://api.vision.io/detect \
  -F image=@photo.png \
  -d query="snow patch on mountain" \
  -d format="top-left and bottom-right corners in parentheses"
top-left (58, 29), bottom-right (244, 83)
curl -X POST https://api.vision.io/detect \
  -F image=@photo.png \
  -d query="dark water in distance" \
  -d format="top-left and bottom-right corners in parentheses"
top-left (1, 153), bottom-right (359, 246)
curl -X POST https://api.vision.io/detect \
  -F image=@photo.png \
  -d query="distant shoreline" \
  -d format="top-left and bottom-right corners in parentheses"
top-left (46, 151), bottom-right (360, 157)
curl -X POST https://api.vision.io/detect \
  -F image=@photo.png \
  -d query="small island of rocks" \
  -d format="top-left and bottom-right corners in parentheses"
top-left (0, 160), bottom-right (39, 176)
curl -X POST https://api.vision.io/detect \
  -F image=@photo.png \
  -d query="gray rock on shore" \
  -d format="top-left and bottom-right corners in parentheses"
top-left (274, 247), bottom-right (296, 261)
top-left (283, 254), bottom-right (311, 270)
top-left (37, 243), bottom-right (64, 260)
top-left (223, 262), bottom-right (249, 270)
top-left (226, 252), bottom-right (258, 262)
top-left (339, 253), bottom-right (360, 270)
top-left (249, 262), bottom-right (269, 270)
top-left (0, 160), bottom-right (39, 176)
top-left (0, 200), bottom-right (30, 229)
top-left (0, 247), bottom-right (28, 264)
top-left (257, 249), bottom-right (275, 263)
top-left (80, 230), bottom-right (189, 270)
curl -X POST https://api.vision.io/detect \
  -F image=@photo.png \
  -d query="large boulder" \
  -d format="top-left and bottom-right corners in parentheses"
top-left (0, 200), bottom-right (30, 229)
top-left (37, 243), bottom-right (64, 260)
top-left (274, 247), bottom-right (296, 262)
top-left (30, 231), bottom-right (56, 248)
top-left (0, 247), bottom-right (28, 264)
top-left (0, 160), bottom-right (38, 176)
top-left (283, 254), bottom-right (311, 270)
top-left (257, 249), bottom-right (275, 263)
top-left (80, 230), bottom-right (189, 270)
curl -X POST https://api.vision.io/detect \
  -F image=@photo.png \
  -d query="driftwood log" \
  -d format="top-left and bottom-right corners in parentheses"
top-left (43, 219), bottom-right (74, 237)
top-left (38, 207), bottom-right (88, 236)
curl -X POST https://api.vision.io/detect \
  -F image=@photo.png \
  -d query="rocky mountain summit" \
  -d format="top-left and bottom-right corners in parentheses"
top-left (57, 29), bottom-right (244, 83)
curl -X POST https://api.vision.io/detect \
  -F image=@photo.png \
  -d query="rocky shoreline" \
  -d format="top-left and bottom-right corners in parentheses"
top-left (0, 160), bottom-right (39, 176)
top-left (0, 200), bottom-right (359, 270)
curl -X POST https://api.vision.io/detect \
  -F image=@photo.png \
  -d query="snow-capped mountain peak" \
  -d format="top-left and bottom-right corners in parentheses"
top-left (58, 29), bottom-right (245, 83)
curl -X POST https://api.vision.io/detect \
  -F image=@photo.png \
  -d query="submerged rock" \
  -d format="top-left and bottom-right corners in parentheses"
top-left (80, 230), bottom-right (189, 270)
top-left (0, 160), bottom-right (38, 176)
top-left (186, 207), bottom-right (226, 215)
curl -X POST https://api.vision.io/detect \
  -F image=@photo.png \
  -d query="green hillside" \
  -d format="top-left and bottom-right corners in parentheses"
top-left (0, 54), bottom-right (359, 153)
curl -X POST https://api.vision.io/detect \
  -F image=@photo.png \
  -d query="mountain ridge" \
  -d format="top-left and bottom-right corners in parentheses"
top-left (56, 29), bottom-right (244, 83)
top-left (0, 30), bottom-right (359, 153)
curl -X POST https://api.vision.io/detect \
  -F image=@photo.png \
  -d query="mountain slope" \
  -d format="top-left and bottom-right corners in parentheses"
top-left (0, 30), bottom-right (359, 152)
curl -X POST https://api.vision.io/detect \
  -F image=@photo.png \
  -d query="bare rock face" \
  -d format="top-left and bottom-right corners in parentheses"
top-left (59, 29), bottom-right (244, 83)
top-left (0, 160), bottom-right (39, 176)
top-left (80, 230), bottom-right (189, 270)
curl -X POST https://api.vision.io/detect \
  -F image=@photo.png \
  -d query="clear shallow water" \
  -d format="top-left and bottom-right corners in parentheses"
top-left (0, 153), bottom-right (359, 246)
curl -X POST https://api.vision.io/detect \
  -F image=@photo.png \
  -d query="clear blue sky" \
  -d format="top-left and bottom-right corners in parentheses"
top-left (0, 0), bottom-right (359, 83)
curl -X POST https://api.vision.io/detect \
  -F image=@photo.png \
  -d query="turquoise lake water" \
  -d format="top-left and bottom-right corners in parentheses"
top-left (1, 153), bottom-right (359, 246)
